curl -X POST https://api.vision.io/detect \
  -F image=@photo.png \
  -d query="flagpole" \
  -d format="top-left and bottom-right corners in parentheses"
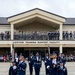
top-left (48, 44), bottom-right (50, 57)
top-left (48, 33), bottom-right (50, 57)
top-left (12, 42), bottom-right (15, 61)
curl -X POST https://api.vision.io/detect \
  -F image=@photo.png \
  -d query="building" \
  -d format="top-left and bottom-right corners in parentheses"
top-left (0, 8), bottom-right (75, 58)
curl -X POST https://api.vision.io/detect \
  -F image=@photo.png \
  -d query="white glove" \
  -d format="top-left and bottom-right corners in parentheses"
top-left (47, 66), bottom-right (50, 69)
top-left (13, 66), bottom-right (17, 69)
top-left (16, 58), bottom-right (18, 62)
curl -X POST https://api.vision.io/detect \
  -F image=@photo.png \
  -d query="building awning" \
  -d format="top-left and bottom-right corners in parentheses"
top-left (7, 8), bottom-right (66, 28)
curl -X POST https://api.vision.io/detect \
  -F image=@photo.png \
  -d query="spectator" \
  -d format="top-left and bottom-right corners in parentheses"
top-left (3, 55), bottom-right (7, 62)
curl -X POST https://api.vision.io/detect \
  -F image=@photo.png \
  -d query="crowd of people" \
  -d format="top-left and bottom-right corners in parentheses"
top-left (14, 31), bottom-right (75, 40)
top-left (66, 54), bottom-right (75, 61)
top-left (0, 32), bottom-right (10, 40)
top-left (0, 55), bottom-right (7, 62)
top-left (9, 52), bottom-right (67, 75)
top-left (0, 31), bottom-right (75, 40)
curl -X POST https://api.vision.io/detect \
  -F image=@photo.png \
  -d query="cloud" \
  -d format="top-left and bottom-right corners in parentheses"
top-left (0, 0), bottom-right (75, 17)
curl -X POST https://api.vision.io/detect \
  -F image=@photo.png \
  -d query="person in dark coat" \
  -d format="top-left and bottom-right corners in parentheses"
top-left (18, 55), bottom-right (27, 75)
top-left (59, 53), bottom-right (66, 65)
top-left (69, 31), bottom-right (72, 40)
top-left (9, 62), bottom-right (18, 75)
top-left (58, 62), bottom-right (67, 75)
top-left (49, 53), bottom-right (60, 75)
top-left (44, 53), bottom-right (50, 75)
top-left (34, 52), bottom-right (42, 75)
top-left (28, 53), bottom-right (34, 75)
top-left (46, 57), bottom-right (53, 75)
top-left (14, 56), bottom-right (19, 66)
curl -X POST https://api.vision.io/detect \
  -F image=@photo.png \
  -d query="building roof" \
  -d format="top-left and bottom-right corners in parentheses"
top-left (64, 18), bottom-right (75, 25)
top-left (0, 17), bottom-right (9, 25)
top-left (8, 8), bottom-right (66, 19)
top-left (0, 8), bottom-right (75, 25)
top-left (0, 17), bottom-right (75, 25)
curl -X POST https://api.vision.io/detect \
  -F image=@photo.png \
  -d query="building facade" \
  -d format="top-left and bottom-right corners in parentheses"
top-left (0, 8), bottom-right (75, 58)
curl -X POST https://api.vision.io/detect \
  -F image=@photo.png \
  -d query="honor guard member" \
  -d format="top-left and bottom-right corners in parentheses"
top-left (34, 52), bottom-right (42, 75)
top-left (9, 62), bottom-right (18, 75)
top-left (44, 53), bottom-right (50, 75)
top-left (28, 53), bottom-right (34, 75)
top-left (49, 53), bottom-right (59, 75)
top-left (59, 53), bottom-right (66, 65)
top-left (46, 55), bottom-right (53, 75)
top-left (14, 56), bottom-right (19, 66)
top-left (58, 62), bottom-right (67, 75)
top-left (18, 55), bottom-right (27, 75)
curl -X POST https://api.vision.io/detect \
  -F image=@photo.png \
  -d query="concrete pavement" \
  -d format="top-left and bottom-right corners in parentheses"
top-left (0, 61), bottom-right (75, 75)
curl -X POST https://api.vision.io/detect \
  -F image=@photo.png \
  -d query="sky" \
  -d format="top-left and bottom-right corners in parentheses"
top-left (0, 0), bottom-right (75, 17)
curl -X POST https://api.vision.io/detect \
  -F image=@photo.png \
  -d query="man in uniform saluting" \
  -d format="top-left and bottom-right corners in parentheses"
top-left (34, 52), bottom-right (42, 75)
top-left (18, 55), bottom-right (27, 75)
top-left (47, 53), bottom-right (60, 75)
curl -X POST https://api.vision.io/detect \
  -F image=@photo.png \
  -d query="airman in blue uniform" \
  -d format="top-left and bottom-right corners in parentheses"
top-left (34, 52), bottom-right (42, 75)
top-left (59, 53), bottom-right (66, 65)
top-left (9, 62), bottom-right (18, 75)
top-left (48, 53), bottom-right (60, 75)
top-left (18, 55), bottom-right (27, 75)
top-left (58, 62), bottom-right (67, 75)
top-left (28, 53), bottom-right (34, 75)
top-left (44, 53), bottom-right (50, 75)
top-left (14, 56), bottom-right (19, 66)
top-left (46, 57), bottom-right (53, 75)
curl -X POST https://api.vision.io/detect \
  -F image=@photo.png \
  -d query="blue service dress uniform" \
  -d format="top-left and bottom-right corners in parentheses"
top-left (18, 61), bottom-right (27, 75)
top-left (9, 66), bottom-right (18, 75)
top-left (49, 59), bottom-right (60, 75)
top-left (14, 57), bottom-right (19, 66)
top-left (58, 66), bottom-right (67, 75)
top-left (46, 59), bottom-right (53, 75)
top-left (44, 56), bottom-right (50, 75)
top-left (34, 56), bottom-right (42, 75)
top-left (28, 55), bottom-right (34, 75)
top-left (59, 55), bottom-right (66, 65)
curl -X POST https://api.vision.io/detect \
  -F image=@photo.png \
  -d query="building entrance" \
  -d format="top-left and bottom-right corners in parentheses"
top-left (15, 47), bottom-right (59, 58)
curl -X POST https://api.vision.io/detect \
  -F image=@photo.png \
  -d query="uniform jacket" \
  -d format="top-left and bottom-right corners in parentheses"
top-left (18, 61), bottom-right (27, 75)
top-left (9, 66), bottom-right (17, 75)
top-left (34, 56), bottom-right (42, 69)
top-left (58, 66), bottom-right (67, 75)
top-left (44, 56), bottom-right (50, 67)
top-left (28, 56), bottom-right (34, 66)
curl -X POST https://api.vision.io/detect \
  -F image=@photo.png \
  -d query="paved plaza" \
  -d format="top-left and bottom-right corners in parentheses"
top-left (0, 61), bottom-right (75, 75)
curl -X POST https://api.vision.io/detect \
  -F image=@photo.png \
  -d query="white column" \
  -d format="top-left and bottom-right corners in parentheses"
top-left (11, 43), bottom-right (14, 61)
top-left (59, 44), bottom-right (63, 53)
top-left (59, 24), bottom-right (63, 40)
top-left (11, 24), bottom-right (14, 40)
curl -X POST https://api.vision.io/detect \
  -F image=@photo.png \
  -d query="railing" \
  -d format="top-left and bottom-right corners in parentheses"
top-left (14, 32), bottom-right (75, 40)
top-left (0, 32), bottom-right (10, 40)
top-left (0, 31), bottom-right (75, 40)
top-left (14, 33), bottom-right (49, 40)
